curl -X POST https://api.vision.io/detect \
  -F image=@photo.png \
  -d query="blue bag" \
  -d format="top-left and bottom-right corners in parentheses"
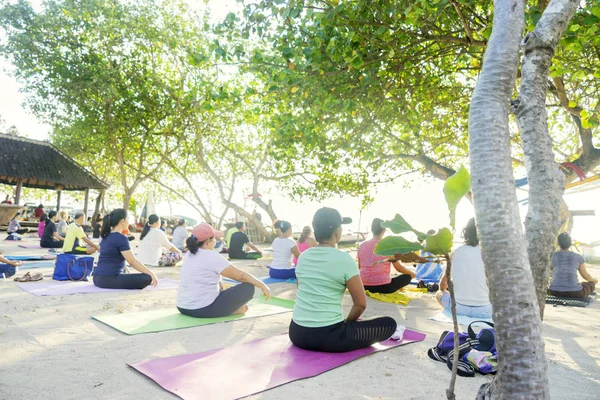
top-left (53, 254), bottom-right (94, 281)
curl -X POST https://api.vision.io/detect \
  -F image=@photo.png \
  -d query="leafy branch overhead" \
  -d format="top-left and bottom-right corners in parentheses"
top-left (374, 167), bottom-right (471, 257)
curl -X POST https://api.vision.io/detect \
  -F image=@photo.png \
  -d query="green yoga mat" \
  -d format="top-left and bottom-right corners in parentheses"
top-left (91, 296), bottom-right (294, 335)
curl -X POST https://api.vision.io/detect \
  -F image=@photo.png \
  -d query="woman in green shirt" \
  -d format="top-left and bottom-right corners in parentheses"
top-left (290, 207), bottom-right (397, 352)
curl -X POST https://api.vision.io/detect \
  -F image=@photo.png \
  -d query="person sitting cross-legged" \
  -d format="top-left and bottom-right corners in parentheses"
top-left (269, 220), bottom-right (300, 280)
top-left (177, 223), bottom-right (271, 318)
top-left (7, 212), bottom-right (30, 236)
top-left (435, 218), bottom-right (492, 319)
top-left (290, 207), bottom-right (397, 353)
top-left (357, 218), bottom-right (415, 294)
top-left (137, 214), bottom-right (182, 267)
top-left (228, 222), bottom-right (263, 260)
top-left (93, 209), bottom-right (158, 290)
top-left (548, 232), bottom-right (597, 299)
top-left (40, 211), bottom-right (65, 248)
top-left (63, 212), bottom-right (100, 255)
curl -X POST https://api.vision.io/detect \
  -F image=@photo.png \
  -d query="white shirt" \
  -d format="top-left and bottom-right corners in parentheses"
top-left (172, 226), bottom-right (189, 250)
top-left (177, 249), bottom-right (230, 309)
top-left (137, 228), bottom-right (173, 266)
top-left (271, 237), bottom-right (297, 270)
top-left (451, 245), bottom-right (490, 307)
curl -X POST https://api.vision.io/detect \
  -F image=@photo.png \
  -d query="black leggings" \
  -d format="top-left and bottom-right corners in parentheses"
top-left (364, 274), bottom-right (412, 294)
top-left (229, 252), bottom-right (262, 260)
top-left (8, 228), bottom-right (29, 235)
top-left (289, 317), bottom-right (397, 353)
top-left (178, 282), bottom-right (255, 318)
top-left (93, 273), bottom-right (152, 290)
top-left (40, 240), bottom-right (63, 248)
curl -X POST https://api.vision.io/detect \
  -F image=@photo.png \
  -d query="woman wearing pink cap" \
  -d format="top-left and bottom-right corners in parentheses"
top-left (177, 223), bottom-right (271, 318)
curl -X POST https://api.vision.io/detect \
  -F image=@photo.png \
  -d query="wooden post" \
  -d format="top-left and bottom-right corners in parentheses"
top-left (15, 179), bottom-right (22, 205)
top-left (83, 188), bottom-right (89, 225)
top-left (56, 190), bottom-right (62, 211)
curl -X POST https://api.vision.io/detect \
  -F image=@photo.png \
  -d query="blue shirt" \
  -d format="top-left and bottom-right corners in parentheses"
top-left (95, 232), bottom-right (131, 276)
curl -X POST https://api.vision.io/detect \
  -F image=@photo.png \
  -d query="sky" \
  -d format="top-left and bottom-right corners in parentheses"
top-left (0, 0), bottom-right (598, 249)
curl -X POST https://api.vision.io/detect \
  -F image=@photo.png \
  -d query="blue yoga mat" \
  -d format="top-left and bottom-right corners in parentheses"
top-left (20, 261), bottom-right (56, 269)
top-left (5, 255), bottom-right (46, 261)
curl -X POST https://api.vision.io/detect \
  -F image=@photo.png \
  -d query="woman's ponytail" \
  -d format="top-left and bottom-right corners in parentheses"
top-left (101, 209), bottom-right (128, 239)
top-left (186, 235), bottom-right (200, 254)
top-left (100, 215), bottom-right (112, 239)
top-left (140, 214), bottom-right (159, 241)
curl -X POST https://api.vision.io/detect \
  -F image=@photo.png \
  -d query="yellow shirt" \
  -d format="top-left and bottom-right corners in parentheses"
top-left (63, 223), bottom-right (86, 252)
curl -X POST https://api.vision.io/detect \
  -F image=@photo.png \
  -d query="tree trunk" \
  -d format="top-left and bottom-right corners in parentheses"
top-left (514, 0), bottom-right (577, 320)
top-left (122, 190), bottom-right (133, 212)
top-left (93, 190), bottom-right (104, 219)
top-left (469, 0), bottom-right (549, 398)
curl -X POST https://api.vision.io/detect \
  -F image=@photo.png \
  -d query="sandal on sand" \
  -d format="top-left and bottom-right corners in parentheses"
top-left (14, 272), bottom-right (44, 282)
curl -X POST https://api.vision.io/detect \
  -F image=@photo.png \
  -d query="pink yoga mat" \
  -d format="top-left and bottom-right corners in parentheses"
top-left (130, 330), bottom-right (426, 400)
top-left (17, 278), bottom-right (179, 296)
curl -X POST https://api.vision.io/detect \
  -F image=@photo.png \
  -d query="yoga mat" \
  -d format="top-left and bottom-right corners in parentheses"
top-left (546, 292), bottom-right (596, 308)
top-left (92, 296), bottom-right (295, 335)
top-left (18, 244), bottom-right (44, 249)
top-left (366, 290), bottom-right (423, 305)
top-left (5, 255), bottom-right (55, 261)
top-left (17, 278), bottom-right (179, 296)
top-left (130, 329), bottom-right (426, 400)
top-left (429, 309), bottom-right (493, 327)
top-left (19, 261), bottom-right (56, 269)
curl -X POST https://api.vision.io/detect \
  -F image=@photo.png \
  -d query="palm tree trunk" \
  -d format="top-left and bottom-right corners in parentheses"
top-left (469, 0), bottom-right (549, 398)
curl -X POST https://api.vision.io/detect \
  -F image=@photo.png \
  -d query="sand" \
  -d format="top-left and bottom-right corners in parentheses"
top-left (1, 237), bottom-right (599, 399)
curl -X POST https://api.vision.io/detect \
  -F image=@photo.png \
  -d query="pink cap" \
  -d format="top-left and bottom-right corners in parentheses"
top-left (191, 223), bottom-right (223, 242)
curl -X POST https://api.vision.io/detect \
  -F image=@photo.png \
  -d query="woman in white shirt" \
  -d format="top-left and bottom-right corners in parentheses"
top-left (138, 214), bottom-right (182, 267)
top-left (269, 220), bottom-right (300, 280)
top-left (436, 218), bottom-right (492, 319)
top-left (177, 223), bottom-right (271, 318)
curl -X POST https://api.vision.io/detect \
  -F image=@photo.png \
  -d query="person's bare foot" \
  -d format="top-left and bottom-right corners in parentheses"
top-left (233, 304), bottom-right (249, 315)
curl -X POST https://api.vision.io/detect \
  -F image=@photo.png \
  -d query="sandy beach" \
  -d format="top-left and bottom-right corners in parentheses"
top-left (1, 237), bottom-right (598, 400)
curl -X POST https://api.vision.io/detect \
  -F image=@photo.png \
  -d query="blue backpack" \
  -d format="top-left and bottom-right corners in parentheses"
top-left (53, 254), bottom-right (94, 281)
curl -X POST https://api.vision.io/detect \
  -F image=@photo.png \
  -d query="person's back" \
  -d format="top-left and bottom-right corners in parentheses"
top-left (229, 231), bottom-right (248, 258)
top-left (172, 225), bottom-right (189, 250)
top-left (271, 237), bottom-right (296, 270)
top-left (8, 217), bottom-right (20, 234)
top-left (550, 251), bottom-right (583, 292)
top-left (294, 247), bottom-right (357, 327)
top-left (138, 228), bottom-right (171, 266)
top-left (451, 244), bottom-right (490, 306)
top-left (357, 238), bottom-right (391, 286)
top-left (63, 222), bottom-right (85, 252)
top-left (96, 232), bottom-right (129, 276)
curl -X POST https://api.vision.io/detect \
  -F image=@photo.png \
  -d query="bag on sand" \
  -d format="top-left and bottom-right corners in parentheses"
top-left (53, 254), bottom-right (94, 281)
top-left (427, 321), bottom-right (497, 377)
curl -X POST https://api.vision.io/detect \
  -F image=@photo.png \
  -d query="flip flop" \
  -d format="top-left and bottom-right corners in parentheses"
top-left (29, 272), bottom-right (43, 282)
top-left (14, 272), bottom-right (32, 282)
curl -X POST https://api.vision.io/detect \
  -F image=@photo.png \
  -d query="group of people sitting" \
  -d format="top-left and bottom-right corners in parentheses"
top-left (12, 203), bottom-right (591, 355)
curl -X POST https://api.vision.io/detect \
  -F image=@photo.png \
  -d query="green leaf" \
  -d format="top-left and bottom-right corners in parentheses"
top-left (423, 228), bottom-right (453, 254)
top-left (593, 6), bottom-right (600, 19)
top-left (376, 26), bottom-right (387, 35)
top-left (351, 55), bottom-right (364, 68)
top-left (443, 165), bottom-right (471, 229)
top-left (374, 236), bottom-right (423, 256)
top-left (582, 119), bottom-right (592, 129)
top-left (381, 213), bottom-right (414, 233)
top-left (568, 100), bottom-right (577, 108)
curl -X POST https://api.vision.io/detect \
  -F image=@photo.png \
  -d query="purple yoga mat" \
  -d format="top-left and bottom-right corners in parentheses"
top-left (18, 244), bottom-right (44, 249)
top-left (130, 330), bottom-right (426, 400)
top-left (17, 278), bottom-right (179, 296)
